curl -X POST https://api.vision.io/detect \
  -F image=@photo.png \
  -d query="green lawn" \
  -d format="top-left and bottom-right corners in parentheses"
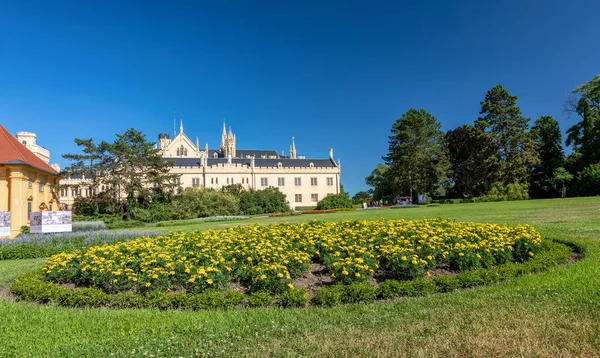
top-left (1, 197), bottom-right (600, 357)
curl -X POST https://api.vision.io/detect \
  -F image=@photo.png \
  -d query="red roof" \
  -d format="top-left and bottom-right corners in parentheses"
top-left (0, 125), bottom-right (58, 175)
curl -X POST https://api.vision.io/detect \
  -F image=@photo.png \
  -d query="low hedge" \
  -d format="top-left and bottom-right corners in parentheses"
top-left (10, 240), bottom-right (574, 310)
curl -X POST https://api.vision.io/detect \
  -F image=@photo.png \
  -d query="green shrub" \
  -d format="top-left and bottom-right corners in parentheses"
top-left (340, 282), bottom-right (377, 303)
top-left (172, 188), bottom-right (241, 219)
top-left (18, 226), bottom-right (30, 236)
top-left (577, 163), bottom-right (600, 196)
top-left (278, 288), bottom-right (310, 308)
top-left (313, 285), bottom-right (344, 306)
top-left (405, 278), bottom-right (436, 297)
top-left (316, 194), bottom-right (353, 210)
top-left (247, 291), bottom-right (274, 307)
top-left (432, 275), bottom-right (460, 292)
top-left (239, 187), bottom-right (290, 215)
top-left (377, 280), bottom-right (408, 299)
top-left (456, 270), bottom-right (486, 288)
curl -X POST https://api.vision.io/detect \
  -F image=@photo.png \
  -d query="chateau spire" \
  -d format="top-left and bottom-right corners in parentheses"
top-left (196, 136), bottom-right (199, 150)
top-left (173, 111), bottom-right (176, 138)
top-left (180, 114), bottom-right (184, 134)
top-left (290, 136), bottom-right (297, 159)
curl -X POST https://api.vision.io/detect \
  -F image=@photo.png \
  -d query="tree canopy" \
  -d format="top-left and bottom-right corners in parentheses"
top-left (383, 108), bottom-right (451, 199)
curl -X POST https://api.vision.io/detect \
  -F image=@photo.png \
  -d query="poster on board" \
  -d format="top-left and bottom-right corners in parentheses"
top-left (418, 194), bottom-right (427, 205)
top-left (30, 211), bottom-right (72, 234)
top-left (0, 212), bottom-right (10, 237)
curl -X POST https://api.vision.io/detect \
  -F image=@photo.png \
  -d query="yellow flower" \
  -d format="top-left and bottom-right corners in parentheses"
top-left (145, 282), bottom-right (151, 287)
top-left (288, 283), bottom-right (294, 289)
top-left (207, 279), bottom-right (213, 285)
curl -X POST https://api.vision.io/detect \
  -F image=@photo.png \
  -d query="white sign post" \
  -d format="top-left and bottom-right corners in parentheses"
top-left (30, 211), bottom-right (72, 234)
top-left (0, 212), bottom-right (10, 237)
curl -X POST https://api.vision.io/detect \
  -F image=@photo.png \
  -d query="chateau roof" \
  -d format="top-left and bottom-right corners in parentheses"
top-left (165, 157), bottom-right (337, 168)
top-left (236, 149), bottom-right (281, 158)
top-left (0, 125), bottom-right (58, 175)
top-left (206, 149), bottom-right (283, 159)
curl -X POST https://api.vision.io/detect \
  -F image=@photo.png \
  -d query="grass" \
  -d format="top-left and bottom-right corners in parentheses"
top-left (1, 197), bottom-right (600, 357)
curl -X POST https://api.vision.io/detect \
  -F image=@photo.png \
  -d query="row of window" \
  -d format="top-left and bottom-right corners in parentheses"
top-left (60, 188), bottom-right (98, 197)
top-left (294, 193), bottom-right (334, 203)
top-left (262, 177), bottom-right (334, 187)
top-left (186, 177), bottom-right (335, 187)
top-left (59, 176), bottom-right (336, 196)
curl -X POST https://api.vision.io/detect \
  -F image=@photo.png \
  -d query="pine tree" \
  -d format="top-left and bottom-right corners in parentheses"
top-left (384, 108), bottom-right (451, 198)
top-left (445, 124), bottom-right (499, 198)
top-left (476, 85), bottom-right (538, 185)
top-left (530, 116), bottom-right (564, 198)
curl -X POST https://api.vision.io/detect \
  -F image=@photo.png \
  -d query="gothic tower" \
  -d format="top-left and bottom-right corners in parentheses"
top-left (220, 122), bottom-right (236, 158)
top-left (290, 137), bottom-right (297, 159)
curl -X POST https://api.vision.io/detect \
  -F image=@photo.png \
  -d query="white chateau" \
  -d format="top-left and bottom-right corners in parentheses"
top-left (60, 121), bottom-right (341, 210)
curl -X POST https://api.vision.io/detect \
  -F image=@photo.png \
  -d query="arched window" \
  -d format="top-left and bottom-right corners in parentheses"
top-left (213, 152), bottom-right (218, 158)
top-left (22, 140), bottom-right (27, 146)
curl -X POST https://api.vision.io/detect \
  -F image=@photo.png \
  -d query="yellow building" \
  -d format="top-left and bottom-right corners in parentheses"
top-left (0, 125), bottom-right (60, 238)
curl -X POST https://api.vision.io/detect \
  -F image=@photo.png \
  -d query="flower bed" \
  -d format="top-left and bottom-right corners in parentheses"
top-left (12, 239), bottom-right (573, 309)
top-left (41, 219), bottom-right (543, 295)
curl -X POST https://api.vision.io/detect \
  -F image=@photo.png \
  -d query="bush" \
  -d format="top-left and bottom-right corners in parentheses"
top-left (128, 202), bottom-right (173, 223)
top-left (239, 187), bottom-right (290, 215)
top-left (316, 194), bottom-right (353, 210)
top-left (377, 280), bottom-right (408, 299)
top-left (432, 275), bottom-right (460, 293)
top-left (172, 188), bottom-right (241, 219)
top-left (247, 291), bottom-right (274, 307)
top-left (278, 288), bottom-right (310, 308)
top-left (340, 282), bottom-right (377, 303)
top-left (404, 278), bottom-right (436, 297)
top-left (577, 163), bottom-right (600, 196)
top-left (479, 182), bottom-right (530, 202)
top-left (313, 285), bottom-right (344, 306)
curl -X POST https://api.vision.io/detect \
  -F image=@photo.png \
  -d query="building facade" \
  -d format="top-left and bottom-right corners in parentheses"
top-left (60, 121), bottom-right (341, 210)
top-left (0, 125), bottom-right (60, 238)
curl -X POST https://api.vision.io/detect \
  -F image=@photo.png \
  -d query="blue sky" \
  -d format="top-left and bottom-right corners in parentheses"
top-left (1, 0), bottom-right (599, 195)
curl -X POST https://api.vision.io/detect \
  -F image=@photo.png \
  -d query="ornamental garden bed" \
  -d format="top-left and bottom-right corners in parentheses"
top-left (10, 219), bottom-right (576, 309)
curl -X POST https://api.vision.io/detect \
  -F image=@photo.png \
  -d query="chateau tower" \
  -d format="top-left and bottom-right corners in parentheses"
top-left (15, 131), bottom-right (51, 164)
top-left (290, 137), bottom-right (297, 159)
top-left (220, 122), bottom-right (236, 158)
